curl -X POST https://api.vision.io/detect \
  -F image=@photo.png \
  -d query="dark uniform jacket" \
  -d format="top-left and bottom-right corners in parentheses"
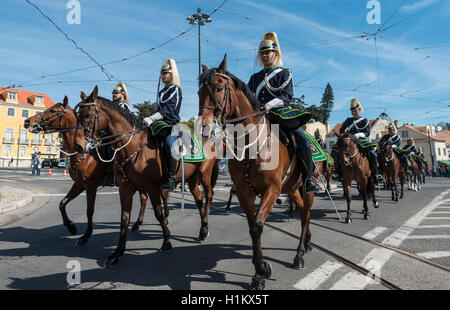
top-left (247, 67), bottom-right (293, 107)
top-left (403, 144), bottom-right (418, 154)
top-left (379, 133), bottom-right (401, 148)
top-left (157, 84), bottom-right (182, 126)
top-left (340, 117), bottom-right (371, 139)
top-left (114, 100), bottom-right (131, 112)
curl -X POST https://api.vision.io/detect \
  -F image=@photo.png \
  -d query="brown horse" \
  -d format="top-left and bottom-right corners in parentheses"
top-left (379, 141), bottom-right (405, 201)
top-left (24, 97), bottom-right (153, 246)
top-left (198, 56), bottom-right (314, 290)
top-left (73, 87), bottom-right (218, 267)
top-left (336, 131), bottom-right (378, 224)
top-left (407, 155), bottom-right (422, 191)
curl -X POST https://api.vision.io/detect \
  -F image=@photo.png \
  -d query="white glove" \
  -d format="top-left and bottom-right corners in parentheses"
top-left (144, 112), bottom-right (163, 126)
top-left (264, 98), bottom-right (284, 111)
top-left (354, 132), bottom-right (366, 139)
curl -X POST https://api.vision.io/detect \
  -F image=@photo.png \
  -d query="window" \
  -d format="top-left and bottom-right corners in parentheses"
top-left (8, 92), bottom-right (17, 101)
top-left (19, 146), bottom-right (26, 156)
top-left (7, 107), bottom-right (15, 117)
top-left (438, 148), bottom-right (441, 156)
top-left (46, 146), bottom-right (52, 154)
top-left (33, 147), bottom-right (40, 153)
top-left (20, 129), bottom-right (28, 143)
top-left (33, 133), bottom-right (40, 144)
top-left (5, 128), bottom-right (14, 142)
top-left (4, 145), bottom-right (12, 156)
top-left (36, 111), bottom-right (41, 115)
top-left (401, 131), bottom-right (408, 138)
top-left (22, 109), bottom-right (29, 118)
top-left (36, 96), bottom-right (44, 104)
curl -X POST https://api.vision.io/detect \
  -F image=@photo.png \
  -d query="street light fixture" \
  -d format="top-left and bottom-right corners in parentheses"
top-left (186, 8), bottom-right (212, 78)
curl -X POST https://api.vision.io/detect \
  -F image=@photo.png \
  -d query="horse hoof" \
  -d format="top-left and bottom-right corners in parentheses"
top-left (75, 237), bottom-right (88, 247)
top-left (360, 209), bottom-right (365, 214)
top-left (345, 218), bottom-right (352, 224)
top-left (250, 277), bottom-right (265, 290)
top-left (263, 261), bottom-right (272, 279)
top-left (103, 255), bottom-right (120, 268)
top-left (131, 223), bottom-right (140, 232)
top-left (374, 202), bottom-right (379, 209)
top-left (66, 223), bottom-right (77, 235)
top-left (306, 244), bottom-right (313, 253)
top-left (197, 231), bottom-right (210, 242)
top-left (364, 214), bottom-right (370, 220)
top-left (160, 242), bottom-right (172, 252)
top-left (293, 257), bottom-right (305, 269)
top-left (395, 199), bottom-right (399, 202)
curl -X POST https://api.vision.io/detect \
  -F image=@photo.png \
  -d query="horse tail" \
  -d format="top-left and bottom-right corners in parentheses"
top-left (211, 159), bottom-right (219, 189)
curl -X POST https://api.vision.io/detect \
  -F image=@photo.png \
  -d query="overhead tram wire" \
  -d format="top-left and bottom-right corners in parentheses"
top-left (9, 0), bottom-right (229, 90)
top-left (24, 0), bottom-right (116, 82)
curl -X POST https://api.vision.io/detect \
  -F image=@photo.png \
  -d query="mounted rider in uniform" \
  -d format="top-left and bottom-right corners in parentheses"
top-left (314, 129), bottom-right (324, 149)
top-left (339, 98), bottom-right (383, 184)
top-left (379, 123), bottom-right (408, 172)
top-left (247, 32), bottom-right (320, 193)
top-left (144, 59), bottom-right (182, 191)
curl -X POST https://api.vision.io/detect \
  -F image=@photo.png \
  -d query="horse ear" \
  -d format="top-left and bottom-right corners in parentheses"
top-left (88, 85), bottom-right (98, 101)
top-left (202, 65), bottom-right (208, 73)
top-left (80, 91), bottom-right (87, 100)
top-left (218, 54), bottom-right (227, 73)
top-left (63, 96), bottom-right (69, 107)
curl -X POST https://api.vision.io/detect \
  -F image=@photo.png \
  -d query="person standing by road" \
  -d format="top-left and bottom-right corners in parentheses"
top-left (32, 152), bottom-right (41, 176)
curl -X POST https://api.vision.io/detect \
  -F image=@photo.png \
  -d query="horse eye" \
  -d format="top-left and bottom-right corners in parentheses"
top-left (217, 87), bottom-right (223, 92)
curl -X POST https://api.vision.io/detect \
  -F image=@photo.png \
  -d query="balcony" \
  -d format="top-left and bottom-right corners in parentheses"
top-left (18, 139), bottom-right (29, 144)
top-left (2, 138), bottom-right (15, 144)
top-left (31, 140), bottom-right (42, 145)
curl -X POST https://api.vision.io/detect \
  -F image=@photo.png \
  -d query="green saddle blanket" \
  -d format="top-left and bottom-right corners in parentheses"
top-left (149, 120), bottom-right (170, 136)
top-left (305, 132), bottom-right (327, 162)
top-left (167, 133), bottom-right (206, 163)
top-left (358, 138), bottom-right (377, 149)
top-left (326, 152), bottom-right (334, 164)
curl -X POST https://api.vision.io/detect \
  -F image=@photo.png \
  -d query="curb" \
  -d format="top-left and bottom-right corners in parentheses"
top-left (0, 187), bottom-right (34, 215)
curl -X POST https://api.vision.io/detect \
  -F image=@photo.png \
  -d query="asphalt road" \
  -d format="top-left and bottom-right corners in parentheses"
top-left (0, 167), bottom-right (449, 290)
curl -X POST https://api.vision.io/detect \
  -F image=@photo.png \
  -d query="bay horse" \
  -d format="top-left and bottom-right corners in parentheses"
top-left (23, 97), bottom-right (152, 246)
top-left (379, 141), bottom-right (405, 201)
top-left (336, 131), bottom-right (379, 224)
top-left (198, 55), bottom-right (314, 290)
top-left (73, 86), bottom-right (218, 267)
top-left (407, 155), bottom-right (422, 191)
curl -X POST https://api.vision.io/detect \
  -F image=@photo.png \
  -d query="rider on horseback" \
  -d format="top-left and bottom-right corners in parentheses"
top-left (247, 32), bottom-right (320, 194)
top-left (339, 98), bottom-right (383, 184)
top-left (314, 128), bottom-right (324, 149)
top-left (379, 123), bottom-right (408, 173)
top-left (144, 59), bottom-right (182, 191)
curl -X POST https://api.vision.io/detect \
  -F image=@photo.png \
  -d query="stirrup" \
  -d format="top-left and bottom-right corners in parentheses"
top-left (161, 177), bottom-right (175, 191)
top-left (304, 177), bottom-right (321, 194)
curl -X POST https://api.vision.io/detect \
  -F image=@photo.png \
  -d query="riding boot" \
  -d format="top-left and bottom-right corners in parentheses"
top-left (368, 150), bottom-right (382, 184)
top-left (293, 129), bottom-right (321, 193)
top-left (102, 162), bottom-right (115, 187)
top-left (160, 144), bottom-right (177, 191)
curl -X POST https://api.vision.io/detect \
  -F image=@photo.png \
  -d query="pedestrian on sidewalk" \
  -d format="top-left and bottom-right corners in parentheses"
top-left (32, 152), bottom-right (41, 176)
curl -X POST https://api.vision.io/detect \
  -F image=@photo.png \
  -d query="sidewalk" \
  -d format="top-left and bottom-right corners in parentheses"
top-left (0, 186), bottom-right (34, 215)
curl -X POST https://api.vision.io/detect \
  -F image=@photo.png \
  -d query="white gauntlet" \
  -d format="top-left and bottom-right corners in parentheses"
top-left (144, 112), bottom-right (163, 126)
top-left (264, 98), bottom-right (284, 111)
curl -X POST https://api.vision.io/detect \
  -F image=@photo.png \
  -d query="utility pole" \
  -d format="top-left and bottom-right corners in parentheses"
top-left (427, 126), bottom-right (434, 170)
top-left (187, 8), bottom-right (212, 78)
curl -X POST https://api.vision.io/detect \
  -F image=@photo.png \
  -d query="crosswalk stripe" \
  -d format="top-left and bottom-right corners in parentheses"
top-left (293, 261), bottom-right (343, 290)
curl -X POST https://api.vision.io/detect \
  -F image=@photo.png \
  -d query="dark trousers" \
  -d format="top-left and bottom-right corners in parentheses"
top-left (292, 128), bottom-right (314, 180)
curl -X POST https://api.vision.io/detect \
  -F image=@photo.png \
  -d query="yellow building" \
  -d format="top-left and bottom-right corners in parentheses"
top-left (0, 87), bottom-right (58, 167)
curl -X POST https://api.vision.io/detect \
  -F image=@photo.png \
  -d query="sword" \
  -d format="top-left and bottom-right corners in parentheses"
top-left (179, 131), bottom-right (185, 212)
top-left (312, 160), bottom-right (342, 222)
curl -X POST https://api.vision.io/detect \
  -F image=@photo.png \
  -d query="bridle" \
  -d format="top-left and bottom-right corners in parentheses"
top-left (341, 137), bottom-right (359, 167)
top-left (32, 104), bottom-right (80, 134)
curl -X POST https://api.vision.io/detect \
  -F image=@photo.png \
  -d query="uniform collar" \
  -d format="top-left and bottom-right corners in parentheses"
top-left (263, 65), bottom-right (278, 73)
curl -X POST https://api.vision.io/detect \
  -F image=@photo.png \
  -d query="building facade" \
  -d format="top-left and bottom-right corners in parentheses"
top-left (0, 87), bottom-right (58, 167)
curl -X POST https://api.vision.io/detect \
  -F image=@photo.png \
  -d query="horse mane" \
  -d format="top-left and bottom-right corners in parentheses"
top-left (337, 132), bottom-right (359, 149)
top-left (199, 68), bottom-right (261, 111)
top-left (96, 96), bottom-right (144, 129)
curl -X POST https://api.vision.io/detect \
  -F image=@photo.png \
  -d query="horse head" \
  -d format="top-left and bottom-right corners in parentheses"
top-left (24, 96), bottom-right (72, 133)
top-left (337, 131), bottom-right (359, 167)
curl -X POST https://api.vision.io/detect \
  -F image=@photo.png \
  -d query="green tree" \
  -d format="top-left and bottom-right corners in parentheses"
top-left (179, 116), bottom-right (196, 134)
top-left (132, 101), bottom-right (157, 121)
top-left (319, 83), bottom-right (334, 123)
top-left (290, 95), bottom-right (306, 110)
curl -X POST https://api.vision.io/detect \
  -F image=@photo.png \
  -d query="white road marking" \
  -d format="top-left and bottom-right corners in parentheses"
top-left (35, 192), bottom-right (119, 197)
top-left (430, 212), bottom-right (450, 214)
top-left (407, 235), bottom-right (450, 239)
top-left (293, 261), bottom-right (343, 290)
top-left (362, 227), bottom-right (388, 240)
top-left (424, 217), bottom-right (450, 220)
top-left (415, 225), bottom-right (450, 228)
top-left (415, 251), bottom-right (450, 259)
top-left (330, 189), bottom-right (450, 290)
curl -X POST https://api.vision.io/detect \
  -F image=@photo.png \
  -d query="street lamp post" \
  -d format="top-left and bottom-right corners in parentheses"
top-left (187, 8), bottom-right (212, 78)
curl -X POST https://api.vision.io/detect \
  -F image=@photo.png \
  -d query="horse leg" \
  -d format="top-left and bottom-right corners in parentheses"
top-left (148, 186), bottom-right (172, 251)
top-left (345, 182), bottom-right (352, 224)
top-left (291, 189), bottom-right (314, 269)
top-left (199, 170), bottom-right (214, 241)
top-left (104, 184), bottom-right (134, 267)
top-left (59, 182), bottom-right (85, 235)
top-left (187, 177), bottom-right (208, 241)
top-left (393, 178), bottom-right (399, 202)
top-left (361, 179), bottom-right (370, 220)
top-left (225, 187), bottom-right (234, 214)
top-left (76, 184), bottom-right (98, 247)
top-left (245, 189), bottom-right (276, 290)
top-left (131, 192), bottom-right (148, 232)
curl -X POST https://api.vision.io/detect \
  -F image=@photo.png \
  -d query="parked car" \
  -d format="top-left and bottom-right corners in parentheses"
top-left (58, 158), bottom-right (69, 169)
top-left (41, 158), bottom-right (58, 168)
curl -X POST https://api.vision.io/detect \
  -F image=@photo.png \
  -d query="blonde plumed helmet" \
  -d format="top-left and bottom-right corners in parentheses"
top-left (160, 58), bottom-right (180, 86)
top-left (112, 82), bottom-right (129, 105)
top-left (257, 32), bottom-right (283, 67)
top-left (350, 98), bottom-right (363, 113)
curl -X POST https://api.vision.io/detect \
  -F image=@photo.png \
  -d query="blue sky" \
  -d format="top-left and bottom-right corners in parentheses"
top-left (2, 0), bottom-right (449, 129)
